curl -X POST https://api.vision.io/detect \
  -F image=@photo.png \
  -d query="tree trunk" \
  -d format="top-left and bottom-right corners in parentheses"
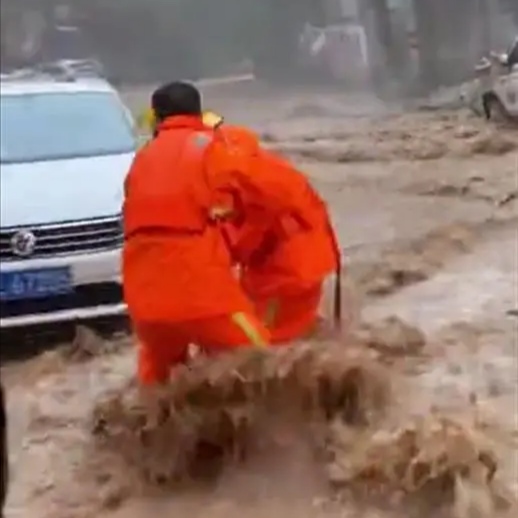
top-left (368, 0), bottom-right (400, 77)
top-left (412, 0), bottom-right (440, 92)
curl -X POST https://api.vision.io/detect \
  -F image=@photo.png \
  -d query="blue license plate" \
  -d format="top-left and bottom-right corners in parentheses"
top-left (0, 267), bottom-right (72, 301)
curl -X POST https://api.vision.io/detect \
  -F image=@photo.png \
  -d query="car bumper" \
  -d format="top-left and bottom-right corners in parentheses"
top-left (0, 248), bottom-right (126, 329)
top-left (0, 303), bottom-right (127, 328)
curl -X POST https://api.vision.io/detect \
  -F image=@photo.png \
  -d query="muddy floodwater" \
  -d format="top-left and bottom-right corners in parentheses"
top-left (2, 89), bottom-right (517, 518)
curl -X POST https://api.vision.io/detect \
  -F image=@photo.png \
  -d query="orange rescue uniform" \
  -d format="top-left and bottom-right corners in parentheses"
top-left (123, 116), bottom-right (271, 385)
top-left (123, 117), bottom-right (320, 384)
top-left (210, 127), bottom-right (341, 342)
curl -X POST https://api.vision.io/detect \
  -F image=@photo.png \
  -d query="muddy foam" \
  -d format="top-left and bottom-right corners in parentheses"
top-left (86, 342), bottom-right (515, 518)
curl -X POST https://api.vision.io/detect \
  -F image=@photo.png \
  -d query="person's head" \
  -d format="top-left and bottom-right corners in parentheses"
top-left (151, 81), bottom-right (202, 123)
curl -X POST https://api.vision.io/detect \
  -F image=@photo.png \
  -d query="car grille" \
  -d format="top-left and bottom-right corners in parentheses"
top-left (0, 282), bottom-right (123, 319)
top-left (0, 216), bottom-right (122, 261)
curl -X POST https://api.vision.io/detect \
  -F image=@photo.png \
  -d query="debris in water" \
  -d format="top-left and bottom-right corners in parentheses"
top-left (60, 326), bottom-right (131, 363)
top-left (326, 416), bottom-right (515, 516)
top-left (90, 343), bottom-right (389, 486)
top-left (353, 223), bottom-right (474, 298)
top-left (265, 112), bottom-right (516, 164)
top-left (86, 342), bottom-right (515, 517)
top-left (353, 316), bottom-right (426, 357)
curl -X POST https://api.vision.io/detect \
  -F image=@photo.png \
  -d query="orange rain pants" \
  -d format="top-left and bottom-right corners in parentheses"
top-left (250, 284), bottom-right (323, 343)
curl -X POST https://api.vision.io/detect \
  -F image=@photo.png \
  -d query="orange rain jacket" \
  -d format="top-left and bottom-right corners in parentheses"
top-left (122, 116), bottom-right (319, 325)
top-left (123, 115), bottom-right (251, 324)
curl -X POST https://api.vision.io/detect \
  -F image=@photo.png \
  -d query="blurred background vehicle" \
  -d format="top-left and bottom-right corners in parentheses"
top-left (482, 36), bottom-right (518, 120)
top-left (463, 36), bottom-right (518, 119)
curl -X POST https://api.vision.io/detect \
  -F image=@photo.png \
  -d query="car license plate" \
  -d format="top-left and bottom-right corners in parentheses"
top-left (0, 267), bottom-right (72, 301)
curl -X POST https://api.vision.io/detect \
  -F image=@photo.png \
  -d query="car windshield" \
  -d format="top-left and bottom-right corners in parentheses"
top-left (0, 91), bottom-right (136, 164)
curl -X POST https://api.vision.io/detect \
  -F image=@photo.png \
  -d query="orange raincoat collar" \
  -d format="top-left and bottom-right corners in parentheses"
top-left (158, 115), bottom-right (206, 132)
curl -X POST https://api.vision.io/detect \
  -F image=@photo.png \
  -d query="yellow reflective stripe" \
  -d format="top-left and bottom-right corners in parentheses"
top-left (231, 312), bottom-right (268, 347)
top-left (263, 298), bottom-right (280, 328)
top-left (137, 108), bottom-right (156, 131)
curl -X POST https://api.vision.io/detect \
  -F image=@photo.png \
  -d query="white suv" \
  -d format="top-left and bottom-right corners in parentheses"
top-left (0, 71), bottom-right (136, 328)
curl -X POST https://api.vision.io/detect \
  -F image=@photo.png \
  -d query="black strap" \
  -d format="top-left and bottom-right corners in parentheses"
top-left (0, 380), bottom-right (7, 516)
top-left (325, 219), bottom-right (343, 333)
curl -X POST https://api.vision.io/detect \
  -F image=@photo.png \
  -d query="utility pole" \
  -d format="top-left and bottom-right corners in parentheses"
top-left (368, 0), bottom-right (400, 76)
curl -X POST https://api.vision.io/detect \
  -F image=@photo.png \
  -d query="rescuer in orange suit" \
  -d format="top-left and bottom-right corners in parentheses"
top-left (216, 126), bottom-right (341, 343)
top-left (123, 81), bottom-right (328, 388)
top-left (123, 82), bottom-right (271, 387)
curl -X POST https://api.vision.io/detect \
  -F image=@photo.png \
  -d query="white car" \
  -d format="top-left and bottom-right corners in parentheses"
top-left (465, 37), bottom-right (518, 120)
top-left (0, 72), bottom-right (136, 328)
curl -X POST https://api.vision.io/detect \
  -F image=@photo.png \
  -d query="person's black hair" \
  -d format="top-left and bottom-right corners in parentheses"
top-left (151, 81), bottom-right (202, 122)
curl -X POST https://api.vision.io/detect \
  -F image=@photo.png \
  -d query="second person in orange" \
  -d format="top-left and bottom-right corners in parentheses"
top-left (214, 126), bottom-right (341, 343)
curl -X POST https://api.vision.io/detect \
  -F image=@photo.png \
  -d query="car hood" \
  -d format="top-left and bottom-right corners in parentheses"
top-left (0, 153), bottom-right (133, 228)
